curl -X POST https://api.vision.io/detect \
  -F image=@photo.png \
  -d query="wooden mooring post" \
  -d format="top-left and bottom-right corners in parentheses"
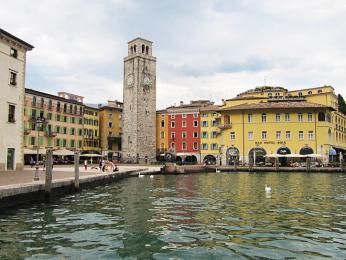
top-left (45, 148), bottom-right (53, 199)
top-left (74, 151), bottom-right (80, 190)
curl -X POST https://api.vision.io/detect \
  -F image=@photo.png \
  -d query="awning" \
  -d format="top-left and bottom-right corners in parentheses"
top-left (54, 149), bottom-right (75, 156)
top-left (284, 154), bottom-right (305, 158)
top-left (24, 148), bottom-right (47, 154)
top-left (265, 154), bottom-right (284, 158)
top-left (306, 154), bottom-right (323, 158)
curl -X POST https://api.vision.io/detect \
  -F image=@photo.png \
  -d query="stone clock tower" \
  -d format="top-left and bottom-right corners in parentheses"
top-left (122, 37), bottom-right (156, 163)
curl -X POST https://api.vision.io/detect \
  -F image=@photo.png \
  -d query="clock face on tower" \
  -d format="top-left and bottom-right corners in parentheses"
top-left (143, 74), bottom-right (152, 87)
top-left (126, 74), bottom-right (134, 87)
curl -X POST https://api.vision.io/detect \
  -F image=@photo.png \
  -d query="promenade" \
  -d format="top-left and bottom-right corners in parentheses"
top-left (0, 164), bottom-right (162, 209)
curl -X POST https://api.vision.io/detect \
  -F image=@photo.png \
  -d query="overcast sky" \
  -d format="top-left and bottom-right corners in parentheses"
top-left (2, 0), bottom-right (346, 109)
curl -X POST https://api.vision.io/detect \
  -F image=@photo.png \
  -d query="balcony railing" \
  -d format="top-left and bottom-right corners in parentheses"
top-left (218, 123), bottom-right (232, 130)
top-left (45, 131), bottom-right (57, 137)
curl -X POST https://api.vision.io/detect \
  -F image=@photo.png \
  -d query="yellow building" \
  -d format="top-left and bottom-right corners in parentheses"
top-left (24, 89), bottom-right (84, 163)
top-left (99, 101), bottom-right (123, 160)
top-left (217, 86), bottom-right (345, 165)
top-left (199, 105), bottom-right (222, 165)
top-left (83, 106), bottom-right (100, 153)
top-left (156, 109), bottom-right (168, 155)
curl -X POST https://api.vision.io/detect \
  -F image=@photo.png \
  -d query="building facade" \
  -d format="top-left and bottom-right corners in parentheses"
top-left (156, 109), bottom-right (168, 156)
top-left (24, 89), bottom-right (84, 162)
top-left (99, 101), bottom-right (122, 160)
top-left (217, 86), bottom-right (345, 165)
top-left (165, 101), bottom-right (213, 163)
top-left (0, 29), bottom-right (33, 170)
top-left (83, 106), bottom-right (100, 153)
top-left (122, 37), bottom-right (156, 163)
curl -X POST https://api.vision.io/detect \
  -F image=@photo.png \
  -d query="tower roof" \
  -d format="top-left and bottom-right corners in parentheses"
top-left (128, 37), bottom-right (153, 44)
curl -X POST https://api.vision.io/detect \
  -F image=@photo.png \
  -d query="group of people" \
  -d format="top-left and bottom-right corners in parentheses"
top-left (84, 158), bottom-right (118, 172)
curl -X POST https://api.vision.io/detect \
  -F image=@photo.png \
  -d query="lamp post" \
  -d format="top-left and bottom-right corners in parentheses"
top-left (34, 117), bottom-right (46, 181)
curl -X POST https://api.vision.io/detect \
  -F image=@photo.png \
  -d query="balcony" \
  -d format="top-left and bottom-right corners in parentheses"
top-left (218, 123), bottom-right (232, 130)
top-left (44, 131), bottom-right (57, 137)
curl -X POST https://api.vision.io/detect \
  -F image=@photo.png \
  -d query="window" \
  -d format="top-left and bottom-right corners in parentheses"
top-left (108, 122), bottom-right (113, 128)
top-left (182, 121), bottom-right (187, 127)
top-left (212, 131), bottom-right (218, 138)
top-left (299, 131), bottom-right (304, 140)
top-left (10, 71), bottom-right (17, 86)
top-left (262, 131), bottom-right (267, 140)
top-left (47, 113), bottom-right (52, 120)
top-left (171, 142), bottom-right (175, 148)
top-left (57, 102), bottom-right (61, 112)
top-left (182, 113), bottom-right (187, 118)
top-left (71, 128), bottom-right (75, 135)
top-left (212, 120), bottom-right (218, 127)
top-left (193, 132), bottom-right (198, 138)
top-left (276, 131), bottom-right (281, 140)
top-left (79, 129), bottom-right (83, 136)
top-left (201, 113), bottom-right (208, 117)
top-left (63, 127), bottom-right (67, 134)
top-left (40, 98), bottom-right (44, 108)
top-left (161, 120), bottom-right (165, 127)
top-left (79, 118), bottom-right (83, 124)
top-left (308, 131), bottom-right (314, 140)
top-left (182, 132), bottom-right (187, 138)
top-left (160, 131), bottom-right (165, 139)
top-left (78, 140), bottom-right (82, 148)
top-left (63, 116), bottom-right (67, 122)
top-left (285, 113), bottom-right (290, 122)
top-left (171, 115), bottom-right (175, 119)
top-left (230, 132), bottom-right (236, 140)
top-left (286, 131), bottom-right (291, 140)
top-left (30, 136), bottom-right (36, 145)
top-left (318, 90), bottom-right (322, 94)
top-left (108, 113), bottom-right (113, 119)
top-left (298, 113), bottom-right (303, 122)
top-left (202, 121), bottom-right (208, 127)
top-left (182, 142), bottom-right (187, 150)
top-left (56, 115), bottom-right (61, 121)
top-left (211, 143), bottom-right (218, 150)
top-left (201, 143), bottom-right (208, 150)
top-left (202, 131), bottom-right (208, 138)
top-left (171, 121), bottom-right (175, 128)
top-left (193, 120), bottom-right (198, 127)
top-left (298, 92), bottom-right (303, 97)
top-left (193, 142), bottom-right (198, 150)
top-left (63, 139), bottom-right (67, 147)
top-left (308, 112), bottom-right (313, 122)
top-left (8, 104), bottom-right (15, 123)
top-left (63, 104), bottom-right (67, 113)
top-left (71, 117), bottom-right (75, 124)
top-left (308, 91), bottom-right (312, 95)
top-left (56, 126), bottom-right (60, 133)
top-left (276, 113), bottom-right (280, 122)
top-left (70, 140), bottom-right (75, 148)
top-left (261, 113), bottom-right (267, 122)
top-left (10, 48), bottom-right (18, 58)
top-left (193, 113), bottom-right (198, 118)
top-left (248, 131), bottom-right (253, 140)
top-left (248, 114), bottom-right (253, 123)
top-left (171, 132), bottom-right (175, 139)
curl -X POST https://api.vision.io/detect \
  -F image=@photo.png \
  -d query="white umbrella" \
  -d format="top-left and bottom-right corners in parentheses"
top-left (24, 148), bottom-right (47, 154)
top-left (265, 154), bottom-right (284, 158)
top-left (80, 153), bottom-right (103, 157)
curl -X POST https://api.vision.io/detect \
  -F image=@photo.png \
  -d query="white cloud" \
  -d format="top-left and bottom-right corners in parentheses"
top-left (1, 0), bottom-right (346, 108)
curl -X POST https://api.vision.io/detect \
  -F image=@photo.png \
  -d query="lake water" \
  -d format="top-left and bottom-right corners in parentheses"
top-left (0, 172), bottom-right (346, 259)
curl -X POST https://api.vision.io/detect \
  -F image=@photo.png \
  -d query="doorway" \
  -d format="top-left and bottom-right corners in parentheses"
top-left (7, 148), bottom-right (15, 170)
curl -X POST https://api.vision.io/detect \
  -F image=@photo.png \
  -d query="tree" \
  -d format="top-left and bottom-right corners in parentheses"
top-left (338, 94), bottom-right (346, 115)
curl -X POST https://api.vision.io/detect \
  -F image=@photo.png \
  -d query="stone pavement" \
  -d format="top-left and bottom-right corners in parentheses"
top-left (0, 165), bottom-right (162, 187)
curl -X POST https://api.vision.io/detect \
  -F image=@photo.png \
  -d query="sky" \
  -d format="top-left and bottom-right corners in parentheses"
top-left (1, 0), bottom-right (346, 109)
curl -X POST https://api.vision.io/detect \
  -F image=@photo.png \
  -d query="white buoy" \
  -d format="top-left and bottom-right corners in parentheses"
top-left (138, 173), bottom-right (144, 178)
top-left (150, 175), bottom-right (154, 178)
top-left (216, 168), bottom-right (221, 173)
top-left (265, 184), bottom-right (272, 192)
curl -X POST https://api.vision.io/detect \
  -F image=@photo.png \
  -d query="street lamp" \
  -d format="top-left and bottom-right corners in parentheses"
top-left (34, 117), bottom-right (46, 181)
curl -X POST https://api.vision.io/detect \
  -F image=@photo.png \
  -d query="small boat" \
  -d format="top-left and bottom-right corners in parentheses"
top-left (265, 184), bottom-right (272, 192)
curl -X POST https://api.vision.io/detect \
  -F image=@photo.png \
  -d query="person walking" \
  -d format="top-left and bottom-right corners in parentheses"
top-left (30, 157), bottom-right (35, 168)
top-left (99, 159), bottom-right (102, 171)
top-left (84, 159), bottom-right (88, 171)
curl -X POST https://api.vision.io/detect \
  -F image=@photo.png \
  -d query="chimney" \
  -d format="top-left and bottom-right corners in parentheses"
top-left (180, 101), bottom-right (183, 106)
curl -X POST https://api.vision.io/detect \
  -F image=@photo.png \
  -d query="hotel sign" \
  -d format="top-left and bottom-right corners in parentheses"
top-left (255, 141), bottom-right (286, 145)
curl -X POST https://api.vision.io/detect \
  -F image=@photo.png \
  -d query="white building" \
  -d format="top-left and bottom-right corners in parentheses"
top-left (0, 29), bottom-right (33, 171)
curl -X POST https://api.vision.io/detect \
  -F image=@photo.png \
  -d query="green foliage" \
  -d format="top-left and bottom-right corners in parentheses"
top-left (338, 94), bottom-right (346, 115)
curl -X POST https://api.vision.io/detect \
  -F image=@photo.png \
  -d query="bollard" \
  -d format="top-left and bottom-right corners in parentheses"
top-left (45, 149), bottom-right (53, 199)
top-left (74, 151), bottom-right (80, 190)
top-left (306, 157), bottom-right (311, 173)
top-left (341, 159), bottom-right (345, 172)
top-left (275, 158), bottom-right (279, 172)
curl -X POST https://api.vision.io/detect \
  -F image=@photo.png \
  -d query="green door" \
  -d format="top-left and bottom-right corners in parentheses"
top-left (7, 148), bottom-right (15, 170)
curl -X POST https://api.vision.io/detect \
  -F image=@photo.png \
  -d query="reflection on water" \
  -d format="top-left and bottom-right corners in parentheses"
top-left (0, 172), bottom-right (346, 259)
